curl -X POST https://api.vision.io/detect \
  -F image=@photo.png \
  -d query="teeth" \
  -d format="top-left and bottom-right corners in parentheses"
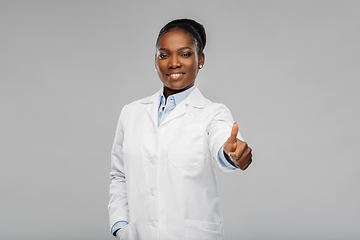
top-left (170, 73), bottom-right (182, 77)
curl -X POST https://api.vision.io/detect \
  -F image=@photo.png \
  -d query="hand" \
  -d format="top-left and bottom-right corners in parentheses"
top-left (223, 122), bottom-right (252, 170)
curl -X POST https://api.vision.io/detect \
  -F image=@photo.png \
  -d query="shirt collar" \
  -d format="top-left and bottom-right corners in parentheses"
top-left (159, 85), bottom-right (196, 108)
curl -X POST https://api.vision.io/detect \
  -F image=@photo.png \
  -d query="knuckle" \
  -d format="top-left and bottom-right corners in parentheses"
top-left (241, 143), bottom-right (248, 151)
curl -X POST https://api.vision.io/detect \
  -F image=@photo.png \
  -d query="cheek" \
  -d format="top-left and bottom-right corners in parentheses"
top-left (184, 58), bottom-right (198, 70)
top-left (188, 62), bottom-right (198, 74)
top-left (156, 62), bottom-right (167, 74)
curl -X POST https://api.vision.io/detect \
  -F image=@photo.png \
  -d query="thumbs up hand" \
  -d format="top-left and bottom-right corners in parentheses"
top-left (223, 122), bottom-right (252, 170)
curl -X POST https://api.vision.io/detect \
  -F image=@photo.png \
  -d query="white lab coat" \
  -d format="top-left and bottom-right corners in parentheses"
top-left (109, 87), bottom-right (241, 240)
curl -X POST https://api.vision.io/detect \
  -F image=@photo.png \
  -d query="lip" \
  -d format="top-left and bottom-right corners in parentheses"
top-left (166, 72), bottom-right (185, 80)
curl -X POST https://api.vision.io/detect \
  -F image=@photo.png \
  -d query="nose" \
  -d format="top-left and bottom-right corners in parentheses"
top-left (168, 55), bottom-right (181, 69)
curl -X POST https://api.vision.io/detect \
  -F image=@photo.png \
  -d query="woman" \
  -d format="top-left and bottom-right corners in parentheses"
top-left (109, 19), bottom-right (252, 240)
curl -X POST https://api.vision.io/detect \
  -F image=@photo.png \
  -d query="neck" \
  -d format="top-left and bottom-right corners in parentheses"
top-left (163, 84), bottom-right (194, 99)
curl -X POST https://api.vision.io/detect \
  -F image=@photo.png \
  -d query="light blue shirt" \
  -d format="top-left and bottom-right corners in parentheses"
top-left (158, 88), bottom-right (189, 126)
top-left (111, 86), bottom-right (236, 236)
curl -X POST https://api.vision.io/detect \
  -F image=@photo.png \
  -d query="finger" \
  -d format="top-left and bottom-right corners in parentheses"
top-left (228, 139), bottom-right (246, 160)
top-left (234, 141), bottom-right (248, 159)
top-left (239, 157), bottom-right (252, 170)
top-left (229, 122), bottom-right (238, 143)
top-left (236, 147), bottom-right (252, 170)
top-left (236, 152), bottom-right (252, 170)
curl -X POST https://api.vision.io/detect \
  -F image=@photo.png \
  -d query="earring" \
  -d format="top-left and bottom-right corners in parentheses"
top-left (199, 64), bottom-right (203, 69)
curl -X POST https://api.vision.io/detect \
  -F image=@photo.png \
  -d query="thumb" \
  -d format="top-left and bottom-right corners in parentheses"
top-left (229, 122), bottom-right (238, 143)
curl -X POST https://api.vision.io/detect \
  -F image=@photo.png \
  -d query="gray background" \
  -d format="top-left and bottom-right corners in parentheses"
top-left (1, 1), bottom-right (359, 239)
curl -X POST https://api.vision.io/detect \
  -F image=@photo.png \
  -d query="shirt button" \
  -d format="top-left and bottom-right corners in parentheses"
top-left (151, 221), bottom-right (157, 228)
top-left (151, 158), bottom-right (156, 165)
top-left (150, 189), bottom-right (156, 196)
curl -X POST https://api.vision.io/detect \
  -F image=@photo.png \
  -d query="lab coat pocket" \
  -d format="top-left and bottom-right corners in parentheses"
top-left (168, 124), bottom-right (205, 167)
top-left (185, 219), bottom-right (223, 240)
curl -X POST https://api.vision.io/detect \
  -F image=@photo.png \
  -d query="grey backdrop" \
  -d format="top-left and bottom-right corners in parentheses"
top-left (1, 1), bottom-right (359, 240)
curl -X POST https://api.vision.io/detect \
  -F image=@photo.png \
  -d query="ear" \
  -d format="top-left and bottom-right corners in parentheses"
top-left (199, 52), bottom-right (205, 69)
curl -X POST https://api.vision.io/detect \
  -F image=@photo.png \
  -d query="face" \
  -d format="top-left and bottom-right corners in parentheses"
top-left (155, 29), bottom-right (204, 94)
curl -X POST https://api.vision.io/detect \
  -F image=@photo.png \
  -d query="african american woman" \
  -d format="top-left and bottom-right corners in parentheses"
top-left (108, 18), bottom-right (252, 240)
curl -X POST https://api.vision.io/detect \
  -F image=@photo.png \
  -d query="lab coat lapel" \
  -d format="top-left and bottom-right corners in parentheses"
top-left (142, 87), bottom-right (207, 127)
top-left (141, 89), bottom-right (162, 128)
top-left (184, 87), bottom-right (207, 108)
top-left (160, 87), bottom-right (206, 126)
top-left (147, 101), bottom-right (159, 128)
top-left (160, 102), bottom-right (186, 126)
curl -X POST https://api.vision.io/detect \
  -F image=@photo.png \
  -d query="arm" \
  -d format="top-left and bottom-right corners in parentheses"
top-left (207, 104), bottom-right (239, 172)
top-left (207, 104), bottom-right (252, 171)
top-left (108, 105), bottom-right (130, 234)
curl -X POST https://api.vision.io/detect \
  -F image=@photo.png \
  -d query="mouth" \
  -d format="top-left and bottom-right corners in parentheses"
top-left (166, 72), bottom-right (185, 80)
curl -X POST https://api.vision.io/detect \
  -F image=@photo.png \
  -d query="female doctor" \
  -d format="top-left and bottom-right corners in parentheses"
top-left (108, 19), bottom-right (252, 240)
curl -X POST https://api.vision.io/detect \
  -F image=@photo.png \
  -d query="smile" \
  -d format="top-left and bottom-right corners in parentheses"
top-left (167, 73), bottom-right (185, 77)
top-left (166, 72), bottom-right (185, 80)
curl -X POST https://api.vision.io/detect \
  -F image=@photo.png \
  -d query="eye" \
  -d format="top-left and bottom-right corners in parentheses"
top-left (181, 52), bottom-right (192, 57)
top-left (158, 53), bottom-right (168, 59)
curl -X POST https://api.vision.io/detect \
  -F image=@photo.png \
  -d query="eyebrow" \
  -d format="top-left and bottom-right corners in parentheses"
top-left (158, 47), bottom-right (193, 51)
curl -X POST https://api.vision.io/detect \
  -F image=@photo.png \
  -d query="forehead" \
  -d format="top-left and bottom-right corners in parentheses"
top-left (157, 29), bottom-right (195, 50)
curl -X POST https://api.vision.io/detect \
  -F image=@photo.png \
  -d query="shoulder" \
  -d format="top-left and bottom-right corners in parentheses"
top-left (185, 88), bottom-right (233, 124)
top-left (121, 89), bottom-right (162, 112)
top-left (192, 88), bottom-right (231, 112)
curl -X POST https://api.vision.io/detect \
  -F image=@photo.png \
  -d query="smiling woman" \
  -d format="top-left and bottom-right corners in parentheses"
top-left (108, 18), bottom-right (252, 240)
top-left (155, 29), bottom-right (204, 97)
top-left (155, 19), bottom-right (206, 98)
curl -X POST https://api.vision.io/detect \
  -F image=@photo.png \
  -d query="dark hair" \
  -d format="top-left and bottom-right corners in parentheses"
top-left (156, 18), bottom-right (206, 56)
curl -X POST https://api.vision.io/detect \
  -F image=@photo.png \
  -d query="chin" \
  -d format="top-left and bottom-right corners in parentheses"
top-left (162, 79), bottom-right (194, 92)
top-left (167, 84), bottom-right (189, 91)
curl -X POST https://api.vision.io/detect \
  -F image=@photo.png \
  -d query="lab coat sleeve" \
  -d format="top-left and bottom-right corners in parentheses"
top-left (108, 105), bottom-right (129, 232)
top-left (207, 103), bottom-right (243, 172)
